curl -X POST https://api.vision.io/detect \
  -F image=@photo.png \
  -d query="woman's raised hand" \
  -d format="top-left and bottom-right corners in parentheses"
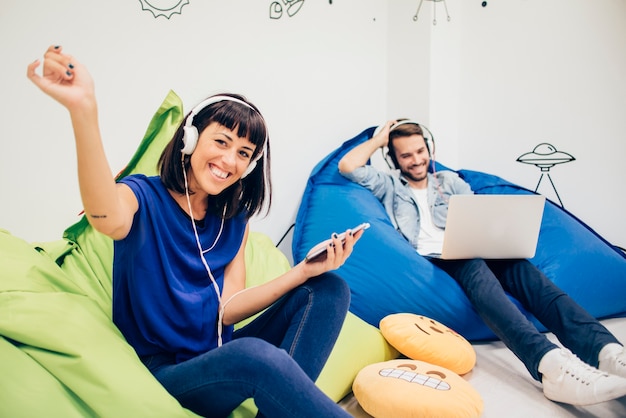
top-left (27, 45), bottom-right (95, 111)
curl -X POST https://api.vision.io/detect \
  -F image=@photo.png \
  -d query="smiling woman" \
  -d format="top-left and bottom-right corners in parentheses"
top-left (26, 44), bottom-right (364, 418)
top-left (158, 93), bottom-right (271, 221)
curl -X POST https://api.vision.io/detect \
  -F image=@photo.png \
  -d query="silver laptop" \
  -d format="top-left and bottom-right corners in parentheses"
top-left (440, 194), bottom-right (546, 260)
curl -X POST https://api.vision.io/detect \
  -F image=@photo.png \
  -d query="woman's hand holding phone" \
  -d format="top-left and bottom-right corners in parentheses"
top-left (304, 222), bottom-right (370, 262)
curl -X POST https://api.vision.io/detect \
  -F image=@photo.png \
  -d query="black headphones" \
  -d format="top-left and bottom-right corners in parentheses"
top-left (376, 120), bottom-right (435, 170)
top-left (181, 95), bottom-right (267, 178)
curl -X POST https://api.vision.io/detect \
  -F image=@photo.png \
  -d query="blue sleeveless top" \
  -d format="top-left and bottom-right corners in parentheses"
top-left (113, 175), bottom-right (247, 362)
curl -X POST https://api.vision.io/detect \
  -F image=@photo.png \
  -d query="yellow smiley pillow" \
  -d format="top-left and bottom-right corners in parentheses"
top-left (353, 359), bottom-right (483, 418)
top-left (380, 313), bottom-right (476, 375)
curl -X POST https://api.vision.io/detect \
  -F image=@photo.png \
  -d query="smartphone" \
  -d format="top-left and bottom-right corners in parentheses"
top-left (304, 222), bottom-right (370, 262)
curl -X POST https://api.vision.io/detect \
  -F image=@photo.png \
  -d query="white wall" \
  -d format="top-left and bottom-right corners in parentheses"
top-left (1, 0), bottom-right (624, 253)
top-left (0, 0), bottom-right (388, 249)
top-left (427, 0), bottom-right (626, 247)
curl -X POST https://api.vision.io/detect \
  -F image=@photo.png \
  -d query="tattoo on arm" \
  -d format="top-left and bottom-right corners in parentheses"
top-left (90, 214), bottom-right (107, 219)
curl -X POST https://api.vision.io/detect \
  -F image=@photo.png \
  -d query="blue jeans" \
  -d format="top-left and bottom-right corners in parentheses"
top-left (429, 257), bottom-right (619, 381)
top-left (141, 273), bottom-right (351, 418)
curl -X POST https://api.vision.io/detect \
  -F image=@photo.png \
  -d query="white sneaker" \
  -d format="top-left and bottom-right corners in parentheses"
top-left (541, 348), bottom-right (626, 405)
top-left (599, 343), bottom-right (626, 379)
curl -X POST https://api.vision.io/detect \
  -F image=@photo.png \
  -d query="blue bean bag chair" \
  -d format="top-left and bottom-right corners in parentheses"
top-left (292, 127), bottom-right (626, 341)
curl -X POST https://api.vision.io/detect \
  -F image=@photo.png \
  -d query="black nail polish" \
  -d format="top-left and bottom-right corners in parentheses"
top-left (54, 45), bottom-right (60, 49)
top-left (68, 63), bottom-right (74, 69)
top-left (66, 70), bottom-right (72, 76)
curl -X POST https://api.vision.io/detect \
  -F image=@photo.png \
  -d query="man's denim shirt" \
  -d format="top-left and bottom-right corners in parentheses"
top-left (341, 165), bottom-right (472, 249)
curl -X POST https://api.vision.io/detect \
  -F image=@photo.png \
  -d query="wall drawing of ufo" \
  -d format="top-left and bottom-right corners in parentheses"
top-left (517, 143), bottom-right (575, 208)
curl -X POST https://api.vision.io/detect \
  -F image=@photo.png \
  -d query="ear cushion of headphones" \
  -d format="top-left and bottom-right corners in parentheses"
top-left (180, 122), bottom-right (263, 178)
top-left (181, 130), bottom-right (262, 179)
top-left (181, 126), bottom-right (199, 155)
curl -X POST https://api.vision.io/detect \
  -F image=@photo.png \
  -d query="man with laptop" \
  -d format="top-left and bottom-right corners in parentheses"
top-left (338, 119), bottom-right (626, 406)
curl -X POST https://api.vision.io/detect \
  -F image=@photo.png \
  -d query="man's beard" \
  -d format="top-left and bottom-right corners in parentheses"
top-left (401, 165), bottom-right (428, 183)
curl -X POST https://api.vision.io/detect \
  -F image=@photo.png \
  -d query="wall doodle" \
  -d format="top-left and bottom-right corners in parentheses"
top-left (414, 0), bottom-right (451, 25)
top-left (516, 143), bottom-right (576, 208)
top-left (270, 0), bottom-right (306, 19)
top-left (139, 0), bottom-right (189, 19)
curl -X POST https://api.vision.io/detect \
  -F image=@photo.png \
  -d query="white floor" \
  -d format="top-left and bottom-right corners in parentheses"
top-left (339, 317), bottom-right (626, 417)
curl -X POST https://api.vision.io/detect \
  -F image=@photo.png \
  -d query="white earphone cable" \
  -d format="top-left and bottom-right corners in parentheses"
top-left (217, 285), bottom-right (259, 341)
top-left (182, 157), bottom-right (227, 346)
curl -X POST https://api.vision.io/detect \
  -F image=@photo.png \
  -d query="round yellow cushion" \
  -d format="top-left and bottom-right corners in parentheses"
top-left (380, 313), bottom-right (476, 375)
top-left (353, 359), bottom-right (483, 418)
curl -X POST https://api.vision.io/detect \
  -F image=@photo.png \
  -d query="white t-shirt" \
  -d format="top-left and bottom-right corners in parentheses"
top-left (411, 187), bottom-right (445, 256)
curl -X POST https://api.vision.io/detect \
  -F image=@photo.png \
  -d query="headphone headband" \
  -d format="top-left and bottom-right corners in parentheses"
top-left (184, 95), bottom-right (256, 130)
top-left (390, 120), bottom-right (422, 131)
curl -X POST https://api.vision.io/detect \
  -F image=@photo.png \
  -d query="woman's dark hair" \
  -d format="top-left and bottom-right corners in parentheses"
top-left (387, 119), bottom-right (425, 169)
top-left (158, 93), bottom-right (271, 219)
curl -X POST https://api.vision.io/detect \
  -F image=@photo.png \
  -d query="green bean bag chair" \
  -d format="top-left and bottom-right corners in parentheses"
top-left (0, 91), bottom-right (396, 418)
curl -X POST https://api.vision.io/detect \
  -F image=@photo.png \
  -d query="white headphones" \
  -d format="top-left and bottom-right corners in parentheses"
top-left (181, 95), bottom-right (267, 178)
